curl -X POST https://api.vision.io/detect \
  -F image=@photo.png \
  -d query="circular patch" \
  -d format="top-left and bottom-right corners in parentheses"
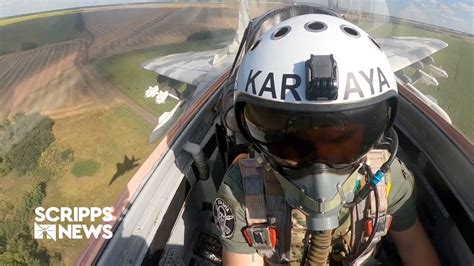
top-left (213, 198), bottom-right (235, 239)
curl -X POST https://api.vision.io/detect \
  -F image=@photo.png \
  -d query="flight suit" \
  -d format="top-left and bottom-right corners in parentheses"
top-left (213, 157), bottom-right (417, 262)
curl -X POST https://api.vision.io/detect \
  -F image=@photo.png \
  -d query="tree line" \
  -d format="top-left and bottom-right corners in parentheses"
top-left (0, 113), bottom-right (55, 177)
top-left (0, 113), bottom-right (59, 264)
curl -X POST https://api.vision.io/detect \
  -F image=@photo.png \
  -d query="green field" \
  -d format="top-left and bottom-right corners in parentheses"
top-left (41, 105), bottom-right (155, 264)
top-left (0, 8), bottom-right (235, 263)
top-left (359, 22), bottom-right (474, 141)
top-left (0, 105), bottom-right (155, 265)
top-left (0, 12), bottom-right (85, 55)
top-left (71, 159), bottom-right (101, 177)
top-left (0, 9), bottom-right (80, 27)
top-left (94, 37), bottom-right (230, 115)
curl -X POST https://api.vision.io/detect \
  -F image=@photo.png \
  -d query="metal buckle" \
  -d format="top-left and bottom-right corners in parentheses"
top-left (374, 213), bottom-right (388, 237)
top-left (242, 224), bottom-right (277, 250)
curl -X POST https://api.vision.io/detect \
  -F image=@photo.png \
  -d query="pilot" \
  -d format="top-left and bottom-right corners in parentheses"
top-left (213, 12), bottom-right (441, 266)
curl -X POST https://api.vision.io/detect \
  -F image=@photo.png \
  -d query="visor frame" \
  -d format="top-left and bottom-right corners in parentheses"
top-left (235, 92), bottom-right (398, 167)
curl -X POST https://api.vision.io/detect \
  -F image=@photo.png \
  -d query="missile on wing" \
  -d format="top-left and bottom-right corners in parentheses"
top-left (405, 83), bottom-right (451, 124)
top-left (418, 69), bottom-right (439, 86)
top-left (426, 64), bottom-right (448, 78)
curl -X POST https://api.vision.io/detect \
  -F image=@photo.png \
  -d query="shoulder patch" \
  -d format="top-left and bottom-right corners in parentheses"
top-left (213, 198), bottom-right (235, 239)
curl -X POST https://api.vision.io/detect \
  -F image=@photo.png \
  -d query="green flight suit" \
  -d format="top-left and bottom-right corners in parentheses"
top-left (214, 157), bottom-right (416, 255)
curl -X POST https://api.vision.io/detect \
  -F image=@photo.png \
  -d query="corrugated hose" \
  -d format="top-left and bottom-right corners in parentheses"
top-left (305, 230), bottom-right (332, 266)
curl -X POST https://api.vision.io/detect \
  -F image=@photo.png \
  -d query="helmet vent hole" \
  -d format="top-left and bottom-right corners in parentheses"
top-left (341, 25), bottom-right (360, 37)
top-left (305, 21), bottom-right (327, 32)
top-left (369, 36), bottom-right (381, 50)
top-left (271, 26), bottom-right (291, 40)
top-left (250, 39), bottom-right (261, 51)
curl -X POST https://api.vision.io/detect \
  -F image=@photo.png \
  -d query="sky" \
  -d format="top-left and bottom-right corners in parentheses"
top-left (0, 0), bottom-right (160, 18)
top-left (0, 0), bottom-right (472, 34)
top-left (388, 0), bottom-right (473, 34)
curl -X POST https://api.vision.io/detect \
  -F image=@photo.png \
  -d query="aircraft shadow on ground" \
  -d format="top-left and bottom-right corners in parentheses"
top-left (109, 155), bottom-right (140, 185)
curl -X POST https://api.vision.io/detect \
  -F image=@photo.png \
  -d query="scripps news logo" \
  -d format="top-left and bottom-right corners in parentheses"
top-left (34, 207), bottom-right (113, 241)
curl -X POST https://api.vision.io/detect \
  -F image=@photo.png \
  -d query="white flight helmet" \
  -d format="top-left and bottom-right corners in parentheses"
top-left (234, 14), bottom-right (398, 168)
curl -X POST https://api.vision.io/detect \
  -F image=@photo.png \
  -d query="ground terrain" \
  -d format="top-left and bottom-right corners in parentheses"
top-left (0, 3), bottom-right (238, 120)
top-left (39, 104), bottom-right (155, 265)
top-left (94, 38), bottom-right (231, 115)
top-left (0, 3), bottom-right (238, 264)
top-left (0, 104), bottom-right (155, 265)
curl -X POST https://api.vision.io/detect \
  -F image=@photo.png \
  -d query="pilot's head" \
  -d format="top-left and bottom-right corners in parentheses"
top-left (233, 13), bottom-right (398, 231)
top-left (234, 13), bottom-right (398, 170)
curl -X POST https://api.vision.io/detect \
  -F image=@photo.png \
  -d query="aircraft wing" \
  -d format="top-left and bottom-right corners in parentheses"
top-left (142, 49), bottom-right (228, 87)
top-left (376, 36), bottom-right (448, 72)
top-left (143, 36), bottom-right (448, 87)
top-left (142, 0), bottom-right (248, 87)
top-left (140, 0), bottom-right (249, 143)
top-left (377, 36), bottom-right (451, 123)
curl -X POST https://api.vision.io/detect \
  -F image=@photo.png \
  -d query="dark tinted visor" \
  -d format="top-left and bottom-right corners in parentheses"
top-left (243, 101), bottom-right (389, 167)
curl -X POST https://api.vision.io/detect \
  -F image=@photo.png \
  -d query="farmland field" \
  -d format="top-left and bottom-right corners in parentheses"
top-left (0, 3), bottom-right (237, 120)
top-left (84, 5), bottom-right (237, 59)
top-left (0, 4), bottom-right (239, 264)
top-left (0, 9), bottom-right (80, 27)
top-left (0, 13), bottom-right (85, 55)
top-left (40, 104), bottom-right (154, 265)
top-left (94, 36), bottom-right (231, 115)
top-left (0, 104), bottom-right (155, 265)
top-left (0, 39), bottom-right (117, 119)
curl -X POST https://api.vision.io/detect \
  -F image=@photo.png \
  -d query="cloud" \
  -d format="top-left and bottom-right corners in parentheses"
top-left (413, 0), bottom-right (436, 4)
top-left (396, 0), bottom-right (472, 34)
top-left (440, 4), bottom-right (456, 16)
top-left (418, 0), bottom-right (437, 7)
top-left (440, 13), bottom-right (463, 22)
top-left (399, 2), bottom-right (429, 22)
top-left (452, 2), bottom-right (474, 13)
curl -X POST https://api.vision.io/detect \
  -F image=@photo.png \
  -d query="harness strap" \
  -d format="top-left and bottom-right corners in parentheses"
top-left (239, 158), bottom-right (268, 224)
top-left (239, 156), bottom-right (292, 263)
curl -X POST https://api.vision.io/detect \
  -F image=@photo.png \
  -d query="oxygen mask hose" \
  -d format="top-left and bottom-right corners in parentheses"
top-left (343, 128), bottom-right (399, 208)
top-left (306, 230), bottom-right (332, 266)
top-left (352, 167), bottom-right (380, 260)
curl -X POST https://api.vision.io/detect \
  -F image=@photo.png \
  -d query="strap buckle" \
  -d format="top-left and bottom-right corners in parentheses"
top-left (242, 224), bottom-right (278, 250)
top-left (364, 213), bottom-right (391, 238)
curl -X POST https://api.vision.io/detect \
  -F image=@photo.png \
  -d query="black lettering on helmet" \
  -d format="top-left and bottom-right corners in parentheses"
top-left (359, 69), bottom-right (375, 95)
top-left (344, 72), bottom-right (364, 100)
top-left (258, 72), bottom-right (277, 99)
top-left (377, 67), bottom-right (390, 92)
top-left (246, 69), bottom-right (262, 95)
top-left (281, 74), bottom-right (302, 101)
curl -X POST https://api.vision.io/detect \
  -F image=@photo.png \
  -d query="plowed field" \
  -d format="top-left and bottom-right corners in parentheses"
top-left (0, 3), bottom-right (239, 121)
